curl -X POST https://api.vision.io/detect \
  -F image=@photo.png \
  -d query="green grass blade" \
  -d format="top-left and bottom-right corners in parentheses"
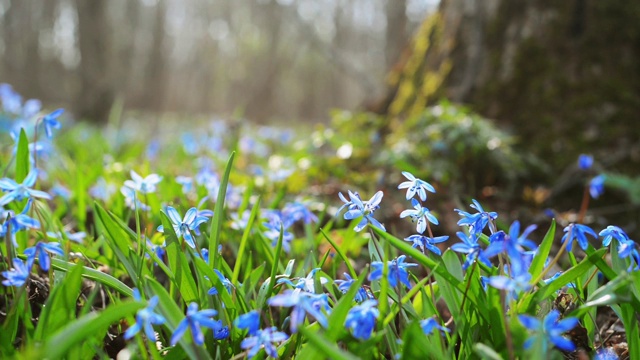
top-left (298, 326), bottom-right (360, 360)
top-left (209, 151), bottom-right (235, 268)
top-left (16, 128), bottom-right (29, 182)
top-left (41, 301), bottom-right (144, 359)
top-left (232, 196), bottom-right (260, 284)
top-left (529, 219), bottom-right (555, 279)
top-left (319, 228), bottom-right (357, 279)
top-left (47, 257), bottom-right (133, 296)
top-left (327, 269), bottom-right (368, 341)
top-left (160, 211), bottom-right (198, 304)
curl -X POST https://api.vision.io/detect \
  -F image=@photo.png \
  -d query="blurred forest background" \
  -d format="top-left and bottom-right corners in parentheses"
top-left (0, 0), bottom-right (436, 123)
top-left (2, 0), bottom-right (640, 234)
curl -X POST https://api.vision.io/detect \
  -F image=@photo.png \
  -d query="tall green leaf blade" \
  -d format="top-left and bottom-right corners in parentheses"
top-left (529, 219), bottom-right (555, 279)
top-left (298, 326), bottom-right (360, 360)
top-left (15, 128), bottom-right (29, 182)
top-left (209, 151), bottom-right (235, 268)
top-left (41, 301), bottom-right (144, 359)
top-left (232, 196), bottom-right (260, 284)
top-left (160, 211), bottom-right (198, 304)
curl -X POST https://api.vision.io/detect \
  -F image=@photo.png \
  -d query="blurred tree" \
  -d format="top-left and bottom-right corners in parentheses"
top-left (74, 0), bottom-right (115, 123)
top-left (381, 0), bottom-right (640, 173)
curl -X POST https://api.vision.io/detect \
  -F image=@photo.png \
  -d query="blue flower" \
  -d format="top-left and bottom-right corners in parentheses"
top-left (487, 270), bottom-right (532, 301)
top-left (46, 231), bottom-right (87, 244)
top-left (339, 190), bottom-right (385, 232)
top-left (369, 255), bottom-right (418, 288)
top-left (24, 241), bottom-right (64, 272)
top-left (400, 198), bottom-right (438, 234)
top-left (120, 186), bottom-right (150, 211)
top-left (599, 225), bottom-right (629, 247)
top-left (484, 221), bottom-right (537, 275)
top-left (282, 201), bottom-right (318, 225)
top-left (124, 289), bottom-right (165, 340)
top-left (404, 234), bottom-right (448, 255)
top-left (235, 311), bottom-right (261, 335)
top-left (578, 154), bottom-right (593, 170)
top-left (334, 273), bottom-right (372, 303)
top-left (519, 310), bottom-right (578, 351)
top-left (450, 231), bottom-right (492, 270)
top-left (42, 108), bottom-right (63, 138)
top-left (277, 268), bottom-right (328, 293)
top-left (594, 347), bottom-right (619, 360)
top-left (562, 223), bottom-right (598, 252)
top-left (267, 289), bottom-right (329, 333)
top-left (454, 199), bottom-right (497, 235)
top-left (590, 175), bottom-right (605, 199)
top-left (240, 327), bottom-right (289, 358)
top-left (420, 318), bottom-right (450, 335)
top-left (170, 303), bottom-right (227, 346)
top-left (345, 300), bottom-right (379, 340)
top-left (2, 200), bottom-right (41, 246)
top-left (397, 171), bottom-right (435, 201)
top-left (2, 258), bottom-right (30, 287)
top-left (617, 240), bottom-right (640, 272)
top-left (158, 206), bottom-right (209, 249)
top-left (0, 170), bottom-right (51, 206)
top-left (263, 221), bottom-right (294, 253)
top-left (124, 170), bottom-right (162, 194)
top-left (207, 269), bottom-right (234, 295)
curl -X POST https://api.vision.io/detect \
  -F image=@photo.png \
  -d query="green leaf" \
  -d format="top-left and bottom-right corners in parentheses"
top-left (93, 202), bottom-right (140, 285)
top-left (320, 228), bottom-right (357, 279)
top-left (232, 196), bottom-right (260, 284)
top-left (209, 151), bottom-right (235, 268)
top-left (298, 326), bottom-right (360, 360)
top-left (15, 128), bottom-right (29, 182)
top-left (49, 258), bottom-right (133, 296)
top-left (327, 269), bottom-right (368, 341)
top-left (40, 301), bottom-right (144, 359)
top-left (529, 219), bottom-right (555, 279)
top-left (531, 248), bottom-right (606, 305)
top-left (473, 343), bottom-right (504, 360)
top-left (146, 277), bottom-right (211, 360)
top-left (35, 263), bottom-right (84, 340)
top-left (160, 211), bottom-right (199, 304)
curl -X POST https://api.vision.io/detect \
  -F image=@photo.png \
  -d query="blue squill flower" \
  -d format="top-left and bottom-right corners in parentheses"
top-left (235, 311), bottom-right (261, 335)
top-left (345, 300), bottom-right (379, 340)
top-left (124, 289), bottom-right (165, 340)
top-left (562, 223), bottom-right (598, 252)
top-left (42, 108), bottom-right (63, 138)
top-left (267, 289), bottom-right (329, 333)
top-left (339, 190), bottom-right (385, 232)
top-left (24, 241), bottom-right (64, 272)
top-left (241, 327), bottom-right (289, 358)
top-left (400, 198), bottom-right (439, 234)
top-left (397, 171), bottom-right (435, 201)
top-left (2, 199), bottom-right (41, 246)
top-left (599, 225), bottom-right (629, 247)
top-left (590, 175), bottom-right (605, 199)
top-left (157, 206), bottom-right (209, 248)
top-left (519, 310), bottom-right (578, 351)
top-left (421, 318), bottom-right (450, 335)
top-left (2, 258), bottom-right (30, 287)
top-left (277, 268), bottom-right (328, 293)
top-left (454, 199), bottom-right (498, 235)
top-left (451, 231), bottom-right (492, 270)
top-left (369, 255), bottom-right (418, 288)
top-left (207, 269), bottom-right (234, 295)
top-left (0, 170), bottom-right (51, 206)
top-left (578, 154), bottom-right (593, 170)
top-left (404, 234), bottom-right (448, 255)
top-left (124, 170), bottom-right (162, 194)
top-left (334, 273), bottom-right (372, 303)
top-left (170, 303), bottom-right (226, 346)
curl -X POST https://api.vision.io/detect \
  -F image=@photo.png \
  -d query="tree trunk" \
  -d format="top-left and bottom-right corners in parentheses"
top-left (381, 0), bottom-right (640, 171)
top-left (74, 0), bottom-right (115, 123)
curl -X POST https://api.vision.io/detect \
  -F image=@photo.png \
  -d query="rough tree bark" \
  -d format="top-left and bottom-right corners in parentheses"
top-left (380, 0), bottom-right (640, 172)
